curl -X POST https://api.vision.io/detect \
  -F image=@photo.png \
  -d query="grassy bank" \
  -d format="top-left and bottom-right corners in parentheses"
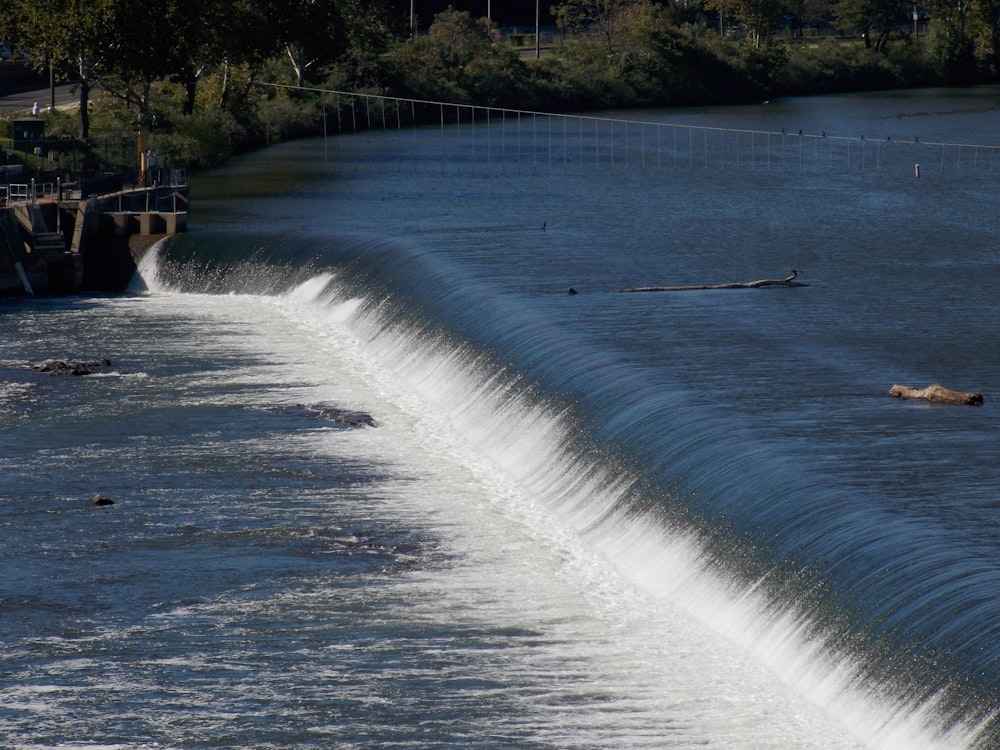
top-left (0, 5), bottom-right (983, 178)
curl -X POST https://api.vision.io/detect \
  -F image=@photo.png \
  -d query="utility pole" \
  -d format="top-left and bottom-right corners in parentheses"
top-left (535, 0), bottom-right (540, 58)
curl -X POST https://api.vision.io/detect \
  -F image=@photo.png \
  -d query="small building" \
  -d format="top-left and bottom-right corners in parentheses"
top-left (12, 118), bottom-right (44, 152)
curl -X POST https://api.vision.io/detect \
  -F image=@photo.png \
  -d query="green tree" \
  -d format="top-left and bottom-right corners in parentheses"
top-left (968, 0), bottom-right (1000, 76)
top-left (925, 0), bottom-right (978, 80)
top-left (540, 0), bottom-right (766, 106)
top-left (107, 0), bottom-right (209, 116)
top-left (104, 0), bottom-right (282, 116)
top-left (834, 0), bottom-right (908, 51)
top-left (617, 1), bottom-right (751, 102)
top-left (336, 0), bottom-right (404, 85)
top-left (0, 0), bottom-right (115, 140)
top-left (551, 0), bottom-right (642, 55)
top-left (382, 9), bottom-right (527, 106)
top-left (269, 0), bottom-right (346, 87)
top-left (784, 0), bottom-right (835, 37)
top-left (740, 0), bottom-right (784, 47)
top-left (704, 0), bottom-right (784, 48)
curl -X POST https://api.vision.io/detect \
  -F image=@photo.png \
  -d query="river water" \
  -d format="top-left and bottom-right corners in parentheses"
top-left (2, 87), bottom-right (999, 749)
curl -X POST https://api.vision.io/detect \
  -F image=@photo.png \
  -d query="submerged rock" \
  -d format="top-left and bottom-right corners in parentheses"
top-left (34, 359), bottom-right (113, 376)
top-left (264, 403), bottom-right (377, 428)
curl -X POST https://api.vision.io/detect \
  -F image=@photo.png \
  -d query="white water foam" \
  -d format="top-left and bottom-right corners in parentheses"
top-left (109, 263), bottom-right (983, 749)
top-left (263, 275), bottom-right (982, 750)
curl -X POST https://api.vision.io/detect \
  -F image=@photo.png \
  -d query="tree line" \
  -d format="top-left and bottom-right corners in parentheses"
top-left (0, 0), bottom-right (996, 169)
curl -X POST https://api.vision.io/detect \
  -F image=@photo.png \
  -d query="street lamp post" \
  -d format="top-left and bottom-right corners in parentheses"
top-left (535, 0), bottom-right (540, 58)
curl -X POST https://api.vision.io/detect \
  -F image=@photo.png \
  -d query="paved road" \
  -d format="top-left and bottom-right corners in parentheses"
top-left (0, 84), bottom-right (76, 114)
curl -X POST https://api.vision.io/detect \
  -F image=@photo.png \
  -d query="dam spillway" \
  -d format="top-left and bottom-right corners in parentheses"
top-left (0, 177), bottom-right (188, 295)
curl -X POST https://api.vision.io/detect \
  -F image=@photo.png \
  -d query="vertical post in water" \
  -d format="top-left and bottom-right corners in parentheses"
top-left (637, 121), bottom-right (643, 169)
top-left (455, 105), bottom-right (462, 172)
top-left (518, 111), bottom-right (523, 171)
top-left (594, 119), bottom-right (599, 166)
top-left (621, 120), bottom-right (629, 169)
top-left (532, 113), bottom-right (537, 170)
top-left (501, 109), bottom-right (507, 164)
top-left (563, 115), bottom-right (568, 170)
top-left (548, 114), bottom-right (552, 168)
top-left (610, 120), bottom-right (615, 170)
top-left (625, 120), bottom-right (630, 169)
top-left (469, 106), bottom-right (475, 164)
top-left (321, 93), bottom-right (328, 162)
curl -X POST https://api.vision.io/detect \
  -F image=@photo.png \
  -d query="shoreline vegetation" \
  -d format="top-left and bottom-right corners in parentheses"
top-left (0, 0), bottom-right (997, 174)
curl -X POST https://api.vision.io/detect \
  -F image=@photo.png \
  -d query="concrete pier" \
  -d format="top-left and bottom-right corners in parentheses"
top-left (0, 182), bottom-right (188, 295)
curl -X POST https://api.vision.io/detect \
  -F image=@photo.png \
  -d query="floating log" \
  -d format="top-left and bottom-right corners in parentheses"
top-left (614, 270), bottom-right (807, 293)
top-left (889, 383), bottom-right (984, 405)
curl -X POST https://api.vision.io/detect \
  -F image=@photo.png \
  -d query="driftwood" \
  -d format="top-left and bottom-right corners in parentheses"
top-left (615, 270), bottom-right (807, 293)
top-left (889, 383), bottom-right (984, 405)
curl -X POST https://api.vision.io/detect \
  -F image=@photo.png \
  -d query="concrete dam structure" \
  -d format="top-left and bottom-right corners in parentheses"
top-left (0, 175), bottom-right (188, 295)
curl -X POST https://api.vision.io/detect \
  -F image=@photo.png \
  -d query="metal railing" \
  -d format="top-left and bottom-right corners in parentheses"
top-left (255, 82), bottom-right (1000, 179)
